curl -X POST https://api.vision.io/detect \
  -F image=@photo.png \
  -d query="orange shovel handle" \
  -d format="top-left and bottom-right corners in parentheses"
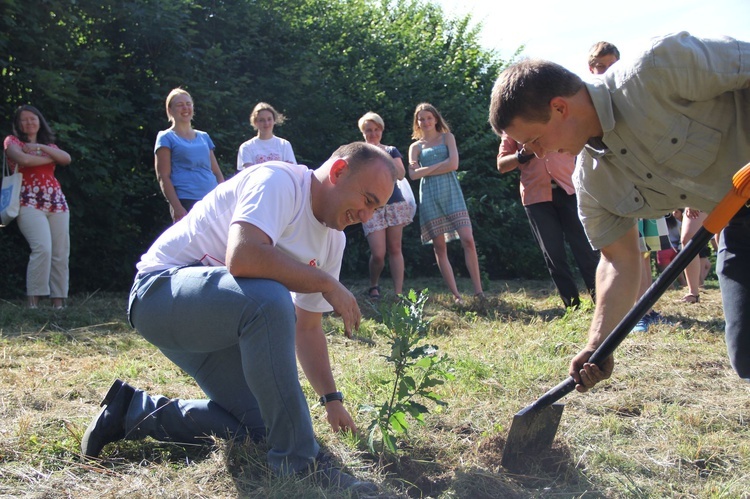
top-left (704, 162), bottom-right (750, 234)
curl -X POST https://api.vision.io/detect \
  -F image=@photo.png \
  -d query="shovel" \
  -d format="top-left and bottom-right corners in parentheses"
top-left (501, 162), bottom-right (750, 470)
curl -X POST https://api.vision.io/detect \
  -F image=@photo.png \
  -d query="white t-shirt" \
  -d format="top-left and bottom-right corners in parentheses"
top-left (237, 136), bottom-right (297, 170)
top-left (136, 161), bottom-right (344, 313)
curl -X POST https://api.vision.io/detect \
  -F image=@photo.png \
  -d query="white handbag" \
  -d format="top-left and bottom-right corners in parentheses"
top-left (1, 153), bottom-right (23, 227)
top-left (397, 177), bottom-right (417, 220)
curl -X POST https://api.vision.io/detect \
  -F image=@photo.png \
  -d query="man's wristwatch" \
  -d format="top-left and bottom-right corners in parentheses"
top-left (319, 391), bottom-right (344, 406)
top-left (517, 150), bottom-right (535, 164)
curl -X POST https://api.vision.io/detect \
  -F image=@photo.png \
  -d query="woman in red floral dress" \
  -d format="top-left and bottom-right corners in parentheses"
top-left (4, 105), bottom-right (71, 309)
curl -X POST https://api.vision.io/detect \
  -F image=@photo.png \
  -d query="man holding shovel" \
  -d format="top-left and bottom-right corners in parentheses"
top-left (489, 31), bottom-right (750, 389)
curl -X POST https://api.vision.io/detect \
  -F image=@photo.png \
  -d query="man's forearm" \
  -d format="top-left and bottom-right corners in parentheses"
top-left (496, 152), bottom-right (520, 174)
top-left (229, 241), bottom-right (336, 295)
top-left (586, 232), bottom-right (641, 349)
top-left (295, 322), bottom-right (337, 397)
top-left (226, 222), bottom-right (339, 295)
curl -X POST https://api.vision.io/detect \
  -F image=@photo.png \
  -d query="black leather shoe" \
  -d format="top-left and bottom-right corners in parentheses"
top-left (81, 379), bottom-right (135, 458)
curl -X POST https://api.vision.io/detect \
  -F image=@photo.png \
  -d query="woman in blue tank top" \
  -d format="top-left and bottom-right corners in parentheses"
top-left (407, 103), bottom-right (484, 304)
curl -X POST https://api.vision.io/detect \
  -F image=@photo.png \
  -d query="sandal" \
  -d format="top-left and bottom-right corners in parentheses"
top-left (681, 293), bottom-right (699, 304)
top-left (367, 285), bottom-right (381, 300)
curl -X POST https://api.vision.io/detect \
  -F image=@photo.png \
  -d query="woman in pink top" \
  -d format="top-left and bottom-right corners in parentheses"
top-left (4, 105), bottom-right (72, 309)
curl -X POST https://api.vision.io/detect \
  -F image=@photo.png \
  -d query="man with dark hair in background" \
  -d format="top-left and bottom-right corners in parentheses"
top-left (496, 133), bottom-right (598, 309)
top-left (587, 41), bottom-right (620, 74)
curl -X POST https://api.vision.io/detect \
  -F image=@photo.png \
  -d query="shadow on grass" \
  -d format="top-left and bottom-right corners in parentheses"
top-left (88, 438), bottom-right (218, 468)
top-left (374, 446), bottom-right (451, 497)
top-left (221, 431), bottom-right (453, 498)
top-left (93, 427), bottom-right (605, 498)
top-left (224, 440), bottom-right (384, 499)
top-left (665, 313), bottom-right (725, 333)
top-left (353, 286), bottom-right (572, 335)
top-left (0, 294), bottom-right (131, 338)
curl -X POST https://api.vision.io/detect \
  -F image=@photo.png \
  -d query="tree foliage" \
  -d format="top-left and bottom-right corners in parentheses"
top-left (0, 0), bottom-right (545, 298)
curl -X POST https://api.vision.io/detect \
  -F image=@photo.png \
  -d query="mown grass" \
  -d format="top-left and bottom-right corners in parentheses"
top-left (0, 278), bottom-right (748, 498)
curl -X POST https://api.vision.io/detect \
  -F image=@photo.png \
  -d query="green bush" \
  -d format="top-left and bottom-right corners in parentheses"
top-left (0, 0), bottom-right (540, 298)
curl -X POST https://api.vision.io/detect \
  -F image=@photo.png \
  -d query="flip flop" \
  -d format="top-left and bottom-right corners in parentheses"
top-left (367, 285), bottom-right (381, 300)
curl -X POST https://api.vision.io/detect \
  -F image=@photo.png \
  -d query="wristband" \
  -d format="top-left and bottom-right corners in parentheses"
top-left (319, 391), bottom-right (344, 406)
top-left (517, 150), bottom-right (535, 164)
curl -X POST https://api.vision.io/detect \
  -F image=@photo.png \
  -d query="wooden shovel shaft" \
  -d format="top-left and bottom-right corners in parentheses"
top-left (529, 162), bottom-right (750, 412)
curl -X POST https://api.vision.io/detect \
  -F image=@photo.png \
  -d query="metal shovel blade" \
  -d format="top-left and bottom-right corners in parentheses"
top-left (502, 403), bottom-right (564, 469)
top-left (501, 376), bottom-right (577, 469)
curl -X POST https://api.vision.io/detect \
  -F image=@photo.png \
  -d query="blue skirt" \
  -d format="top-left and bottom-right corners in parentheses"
top-left (418, 171), bottom-right (471, 244)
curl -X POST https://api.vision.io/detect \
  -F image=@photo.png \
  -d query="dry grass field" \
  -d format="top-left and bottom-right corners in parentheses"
top-left (1, 277), bottom-right (748, 498)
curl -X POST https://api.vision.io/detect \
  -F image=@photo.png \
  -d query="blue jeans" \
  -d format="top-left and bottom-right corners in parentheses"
top-left (127, 265), bottom-right (319, 474)
top-left (717, 205), bottom-right (750, 381)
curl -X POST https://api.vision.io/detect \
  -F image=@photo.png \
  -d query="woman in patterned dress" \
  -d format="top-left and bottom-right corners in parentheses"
top-left (4, 105), bottom-right (71, 308)
top-left (407, 103), bottom-right (484, 304)
top-left (357, 112), bottom-right (412, 299)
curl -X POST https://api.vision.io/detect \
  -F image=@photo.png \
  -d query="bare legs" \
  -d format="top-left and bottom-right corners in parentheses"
top-left (700, 256), bottom-right (711, 287)
top-left (432, 235), bottom-right (460, 302)
top-left (385, 225), bottom-right (405, 295)
top-left (681, 210), bottom-right (707, 302)
top-left (638, 252), bottom-right (654, 314)
top-left (431, 226), bottom-right (483, 303)
top-left (366, 231), bottom-right (386, 298)
top-left (366, 224), bottom-right (406, 297)
top-left (457, 226), bottom-right (484, 296)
